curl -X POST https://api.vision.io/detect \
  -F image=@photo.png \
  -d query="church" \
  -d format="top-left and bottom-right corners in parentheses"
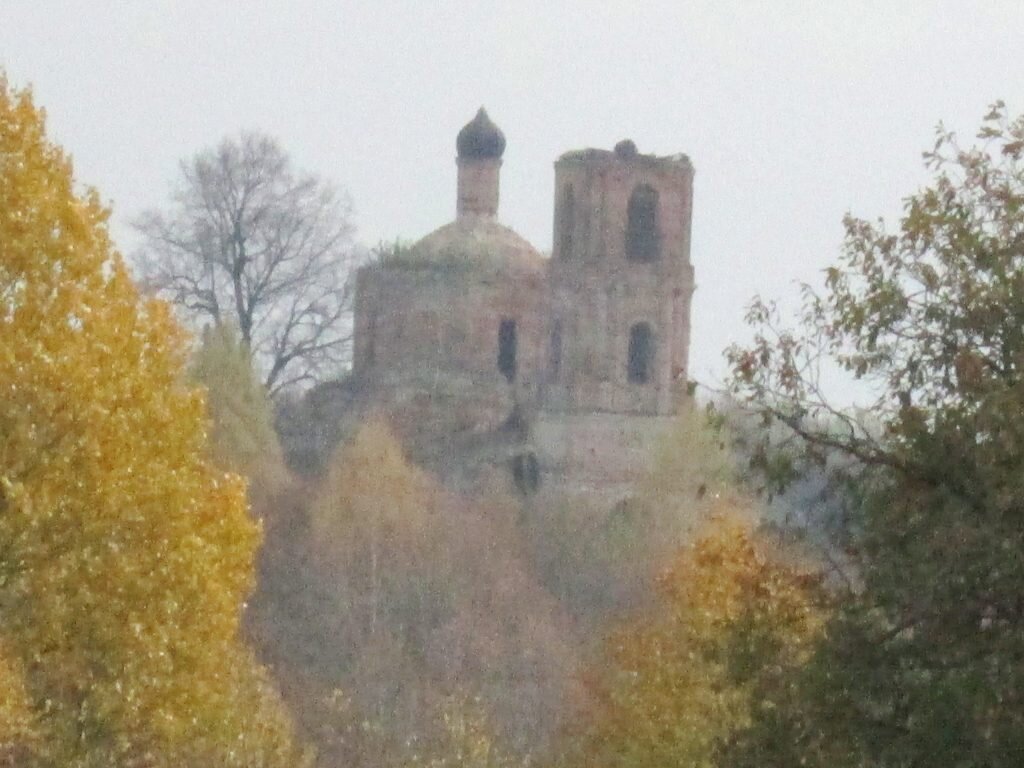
top-left (345, 108), bottom-right (696, 503)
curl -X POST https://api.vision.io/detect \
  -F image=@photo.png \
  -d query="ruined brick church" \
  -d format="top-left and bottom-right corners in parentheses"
top-left (326, 109), bottom-right (695, 503)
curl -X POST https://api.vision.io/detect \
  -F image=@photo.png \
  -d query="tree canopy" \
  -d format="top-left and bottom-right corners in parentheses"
top-left (561, 510), bottom-right (824, 768)
top-left (190, 321), bottom-right (289, 498)
top-left (725, 101), bottom-right (1024, 766)
top-left (134, 132), bottom-right (356, 394)
top-left (0, 78), bottom-right (305, 766)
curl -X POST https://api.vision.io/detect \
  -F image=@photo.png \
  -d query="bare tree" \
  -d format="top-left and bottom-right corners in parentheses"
top-left (134, 132), bottom-right (356, 394)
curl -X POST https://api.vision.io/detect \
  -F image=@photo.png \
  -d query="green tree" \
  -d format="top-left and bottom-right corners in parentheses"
top-left (0, 78), bottom-right (306, 766)
top-left (637, 400), bottom-right (740, 541)
top-left (725, 101), bottom-right (1024, 766)
top-left (190, 321), bottom-right (288, 499)
top-left (560, 510), bottom-right (824, 768)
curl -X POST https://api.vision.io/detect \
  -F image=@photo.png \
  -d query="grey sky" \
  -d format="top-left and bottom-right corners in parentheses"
top-left (3, 1), bottom-right (1023, 395)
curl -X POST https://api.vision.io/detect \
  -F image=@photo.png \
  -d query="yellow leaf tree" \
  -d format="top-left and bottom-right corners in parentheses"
top-left (0, 642), bottom-right (38, 764)
top-left (190, 321), bottom-right (289, 501)
top-left (563, 508), bottom-right (825, 768)
top-left (296, 420), bottom-right (579, 764)
top-left (0, 78), bottom-right (306, 766)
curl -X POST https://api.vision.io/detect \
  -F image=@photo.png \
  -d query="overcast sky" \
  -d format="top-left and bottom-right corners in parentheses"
top-left (3, 1), bottom-right (1023, 395)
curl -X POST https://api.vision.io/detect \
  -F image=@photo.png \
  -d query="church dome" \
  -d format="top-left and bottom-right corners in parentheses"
top-left (410, 216), bottom-right (545, 274)
top-left (456, 108), bottom-right (506, 160)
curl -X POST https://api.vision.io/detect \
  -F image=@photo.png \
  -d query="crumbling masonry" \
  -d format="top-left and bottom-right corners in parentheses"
top-left (343, 109), bottom-right (695, 503)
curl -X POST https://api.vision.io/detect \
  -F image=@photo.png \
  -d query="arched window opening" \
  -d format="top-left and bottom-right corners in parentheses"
top-left (628, 323), bottom-right (654, 384)
top-left (625, 184), bottom-right (660, 262)
top-left (512, 452), bottom-right (540, 495)
top-left (549, 319), bottom-right (563, 380)
top-left (498, 318), bottom-right (517, 382)
top-left (559, 184), bottom-right (575, 259)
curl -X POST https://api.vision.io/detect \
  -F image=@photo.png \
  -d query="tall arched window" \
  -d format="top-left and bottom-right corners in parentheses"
top-left (498, 318), bottom-right (517, 382)
top-left (558, 184), bottom-right (575, 260)
top-left (625, 184), bottom-right (660, 261)
top-left (627, 323), bottom-right (654, 384)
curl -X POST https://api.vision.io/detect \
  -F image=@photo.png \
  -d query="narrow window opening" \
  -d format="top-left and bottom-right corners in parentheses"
top-left (498, 319), bottom-right (517, 382)
top-left (512, 452), bottom-right (540, 495)
top-left (549, 320), bottom-right (563, 380)
top-left (559, 184), bottom-right (575, 259)
top-left (628, 323), bottom-right (654, 384)
top-left (625, 184), bottom-right (660, 262)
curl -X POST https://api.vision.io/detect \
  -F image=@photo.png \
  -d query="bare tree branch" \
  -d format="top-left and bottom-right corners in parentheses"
top-left (132, 132), bottom-right (357, 395)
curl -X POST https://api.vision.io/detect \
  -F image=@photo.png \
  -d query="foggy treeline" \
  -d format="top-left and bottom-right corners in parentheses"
top-left (10, 59), bottom-right (1024, 765)
top-left (204, 312), bottom-right (786, 766)
top-left (176, 214), bottom-right (841, 768)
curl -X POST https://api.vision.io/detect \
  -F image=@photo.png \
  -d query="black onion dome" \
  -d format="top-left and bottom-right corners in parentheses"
top-left (456, 107), bottom-right (506, 159)
top-left (614, 138), bottom-right (638, 158)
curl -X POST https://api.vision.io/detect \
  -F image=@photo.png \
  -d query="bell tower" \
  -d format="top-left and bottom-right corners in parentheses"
top-left (545, 140), bottom-right (695, 415)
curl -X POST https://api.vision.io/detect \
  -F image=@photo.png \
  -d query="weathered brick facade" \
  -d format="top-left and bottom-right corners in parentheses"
top-left (347, 110), bottom-right (696, 503)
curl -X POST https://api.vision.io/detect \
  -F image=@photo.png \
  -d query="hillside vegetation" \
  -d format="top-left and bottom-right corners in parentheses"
top-left (7, 70), bottom-right (1024, 767)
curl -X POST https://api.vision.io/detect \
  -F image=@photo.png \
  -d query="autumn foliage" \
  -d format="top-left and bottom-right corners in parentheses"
top-left (724, 103), bottom-right (1024, 766)
top-left (14, 62), bottom-right (1020, 768)
top-left (190, 321), bottom-right (290, 503)
top-left (251, 419), bottom-right (578, 764)
top-left (0, 79), bottom-right (304, 765)
top-left (560, 509), bottom-right (824, 768)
